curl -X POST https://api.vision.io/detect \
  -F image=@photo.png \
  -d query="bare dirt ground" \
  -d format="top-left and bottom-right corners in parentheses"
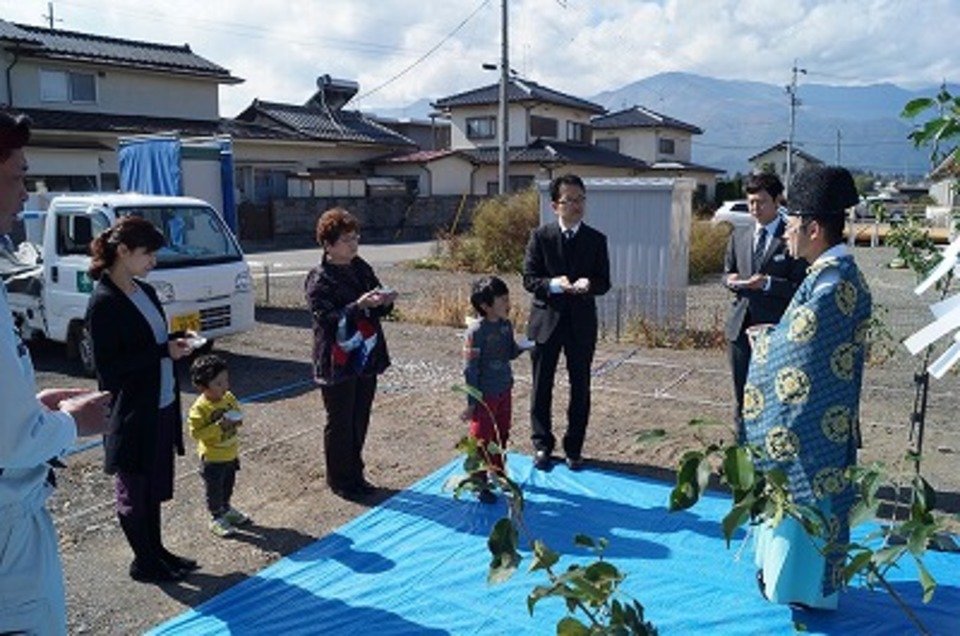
top-left (30, 245), bottom-right (960, 634)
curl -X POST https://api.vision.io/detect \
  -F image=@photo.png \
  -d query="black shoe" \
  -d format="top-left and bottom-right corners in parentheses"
top-left (565, 456), bottom-right (584, 471)
top-left (129, 559), bottom-right (186, 583)
top-left (533, 450), bottom-right (552, 471)
top-left (331, 483), bottom-right (369, 500)
top-left (356, 479), bottom-right (377, 495)
top-left (161, 551), bottom-right (200, 572)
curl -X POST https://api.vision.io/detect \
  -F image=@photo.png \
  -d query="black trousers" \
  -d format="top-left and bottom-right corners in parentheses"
top-left (320, 375), bottom-right (377, 489)
top-left (530, 314), bottom-right (595, 459)
top-left (201, 458), bottom-right (239, 518)
top-left (728, 328), bottom-right (752, 442)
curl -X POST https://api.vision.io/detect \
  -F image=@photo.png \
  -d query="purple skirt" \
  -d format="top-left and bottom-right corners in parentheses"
top-left (114, 403), bottom-right (178, 516)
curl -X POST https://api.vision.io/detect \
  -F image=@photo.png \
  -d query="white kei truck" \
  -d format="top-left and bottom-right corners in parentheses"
top-left (0, 192), bottom-right (255, 375)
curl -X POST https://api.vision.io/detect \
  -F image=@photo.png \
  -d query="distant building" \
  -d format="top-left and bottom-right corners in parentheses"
top-left (591, 105), bottom-right (722, 202)
top-left (748, 141), bottom-right (824, 186)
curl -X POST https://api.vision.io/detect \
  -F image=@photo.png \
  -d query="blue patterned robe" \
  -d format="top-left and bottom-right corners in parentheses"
top-left (744, 249), bottom-right (872, 606)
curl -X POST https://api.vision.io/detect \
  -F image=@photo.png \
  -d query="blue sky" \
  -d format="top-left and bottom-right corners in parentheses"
top-left (3, 0), bottom-right (958, 116)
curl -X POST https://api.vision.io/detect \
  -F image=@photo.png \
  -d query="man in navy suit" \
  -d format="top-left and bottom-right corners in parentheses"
top-left (723, 172), bottom-right (806, 441)
top-left (523, 174), bottom-right (610, 470)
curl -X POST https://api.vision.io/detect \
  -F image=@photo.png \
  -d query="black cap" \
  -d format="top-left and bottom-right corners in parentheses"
top-left (787, 166), bottom-right (859, 217)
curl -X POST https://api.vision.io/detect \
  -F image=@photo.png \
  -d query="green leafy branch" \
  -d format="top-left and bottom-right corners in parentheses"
top-left (449, 383), bottom-right (658, 636)
top-left (669, 439), bottom-right (944, 635)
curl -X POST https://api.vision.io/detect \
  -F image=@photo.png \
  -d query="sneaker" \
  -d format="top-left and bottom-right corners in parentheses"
top-left (223, 507), bottom-right (251, 526)
top-left (477, 488), bottom-right (497, 505)
top-left (209, 517), bottom-right (236, 538)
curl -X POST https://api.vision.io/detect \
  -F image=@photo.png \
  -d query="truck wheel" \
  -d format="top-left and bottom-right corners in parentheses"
top-left (68, 321), bottom-right (97, 377)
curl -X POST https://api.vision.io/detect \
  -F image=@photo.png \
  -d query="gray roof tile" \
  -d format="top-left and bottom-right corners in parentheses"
top-left (236, 100), bottom-right (416, 147)
top-left (434, 79), bottom-right (605, 114)
top-left (591, 105), bottom-right (702, 134)
top-left (0, 20), bottom-right (239, 82)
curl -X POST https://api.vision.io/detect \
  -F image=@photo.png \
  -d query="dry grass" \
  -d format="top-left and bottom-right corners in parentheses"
top-left (688, 220), bottom-right (729, 283)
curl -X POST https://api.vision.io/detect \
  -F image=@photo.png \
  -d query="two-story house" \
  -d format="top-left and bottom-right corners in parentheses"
top-left (375, 78), bottom-right (647, 196)
top-left (748, 141), bottom-right (824, 186)
top-left (0, 21), bottom-right (417, 206)
top-left (591, 105), bottom-right (722, 203)
top-left (0, 19), bottom-right (240, 192)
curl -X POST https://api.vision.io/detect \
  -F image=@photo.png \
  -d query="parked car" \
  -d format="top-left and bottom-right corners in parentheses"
top-left (711, 200), bottom-right (753, 229)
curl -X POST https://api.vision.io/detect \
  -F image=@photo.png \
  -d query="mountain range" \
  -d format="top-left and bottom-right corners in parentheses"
top-left (373, 72), bottom-right (958, 179)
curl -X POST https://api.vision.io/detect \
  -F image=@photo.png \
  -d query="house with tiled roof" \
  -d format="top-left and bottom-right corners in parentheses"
top-left (377, 77), bottom-right (721, 198)
top-left (0, 21), bottom-right (417, 204)
top-left (748, 141), bottom-right (824, 185)
top-left (591, 105), bottom-right (722, 202)
top-left (0, 19), bottom-right (241, 192)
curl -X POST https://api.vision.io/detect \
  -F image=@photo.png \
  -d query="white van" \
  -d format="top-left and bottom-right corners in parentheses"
top-left (2, 193), bottom-right (255, 374)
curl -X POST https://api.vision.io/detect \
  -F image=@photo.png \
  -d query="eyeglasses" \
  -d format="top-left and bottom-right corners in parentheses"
top-left (338, 233), bottom-right (360, 244)
top-left (558, 196), bottom-right (586, 206)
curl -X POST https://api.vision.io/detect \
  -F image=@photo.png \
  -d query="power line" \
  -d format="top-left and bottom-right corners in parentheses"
top-left (42, 0), bottom-right (424, 57)
top-left (356, 0), bottom-right (490, 102)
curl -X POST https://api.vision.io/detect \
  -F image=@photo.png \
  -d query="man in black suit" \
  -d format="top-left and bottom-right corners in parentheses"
top-left (523, 174), bottom-right (611, 471)
top-left (723, 172), bottom-right (806, 441)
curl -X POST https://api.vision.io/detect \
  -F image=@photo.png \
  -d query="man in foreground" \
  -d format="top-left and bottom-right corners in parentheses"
top-left (0, 110), bottom-right (110, 634)
top-left (743, 166), bottom-right (871, 609)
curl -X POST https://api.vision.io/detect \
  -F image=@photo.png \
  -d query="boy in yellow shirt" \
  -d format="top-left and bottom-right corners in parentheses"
top-left (187, 354), bottom-right (251, 537)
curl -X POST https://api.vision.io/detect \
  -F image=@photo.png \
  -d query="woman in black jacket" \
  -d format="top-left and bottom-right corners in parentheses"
top-left (305, 208), bottom-right (396, 500)
top-left (86, 216), bottom-right (197, 583)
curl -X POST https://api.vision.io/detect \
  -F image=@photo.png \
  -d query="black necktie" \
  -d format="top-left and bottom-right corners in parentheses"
top-left (563, 229), bottom-right (574, 242)
top-left (752, 227), bottom-right (767, 270)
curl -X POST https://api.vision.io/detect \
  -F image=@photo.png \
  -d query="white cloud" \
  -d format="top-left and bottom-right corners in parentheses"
top-left (3, 0), bottom-right (957, 115)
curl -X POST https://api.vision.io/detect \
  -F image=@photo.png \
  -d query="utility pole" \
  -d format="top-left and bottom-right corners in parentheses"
top-left (784, 60), bottom-right (806, 194)
top-left (43, 2), bottom-right (63, 29)
top-left (836, 129), bottom-right (842, 165)
top-left (497, 0), bottom-right (509, 195)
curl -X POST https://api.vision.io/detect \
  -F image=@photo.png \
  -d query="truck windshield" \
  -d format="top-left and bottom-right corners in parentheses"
top-left (121, 206), bottom-right (242, 267)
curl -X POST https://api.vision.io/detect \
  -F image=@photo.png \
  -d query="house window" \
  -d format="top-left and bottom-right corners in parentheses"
top-left (466, 116), bottom-right (496, 140)
top-left (658, 138), bottom-right (676, 155)
top-left (530, 115), bottom-right (558, 139)
top-left (40, 69), bottom-right (97, 103)
top-left (567, 121), bottom-right (589, 144)
top-left (596, 138), bottom-right (620, 152)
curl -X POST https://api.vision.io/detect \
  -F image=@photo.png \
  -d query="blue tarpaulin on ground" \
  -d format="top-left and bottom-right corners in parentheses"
top-left (149, 456), bottom-right (960, 635)
top-left (119, 138), bottom-right (182, 196)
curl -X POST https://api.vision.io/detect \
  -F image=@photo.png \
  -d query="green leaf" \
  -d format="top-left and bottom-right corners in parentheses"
top-left (529, 540), bottom-right (560, 572)
top-left (696, 455), bottom-right (713, 493)
top-left (914, 556), bottom-right (937, 603)
top-left (670, 452), bottom-right (704, 511)
top-left (487, 518), bottom-right (520, 584)
top-left (848, 499), bottom-right (880, 529)
top-left (873, 545), bottom-right (906, 568)
top-left (901, 97), bottom-right (936, 119)
top-left (844, 550), bottom-right (874, 584)
top-left (635, 428), bottom-right (668, 443)
top-left (722, 445), bottom-right (755, 492)
top-left (722, 502), bottom-right (751, 546)
top-left (451, 383), bottom-right (485, 403)
top-left (556, 616), bottom-right (591, 636)
top-left (574, 534), bottom-right (596, 549)
top-left (583, 560), bottom-right (622, 584)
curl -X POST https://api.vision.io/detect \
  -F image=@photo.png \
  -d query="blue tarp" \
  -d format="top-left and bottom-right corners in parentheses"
top-left (149, 456), bottom-right (960, 635)
top-left (218, 139), bottom-right (237, 234)
top-left (118, 138), bottom-right (183, 196)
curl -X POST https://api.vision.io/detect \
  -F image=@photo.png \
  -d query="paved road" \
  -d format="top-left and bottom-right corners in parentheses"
top-left (246, 240), bottom-right (436, 273)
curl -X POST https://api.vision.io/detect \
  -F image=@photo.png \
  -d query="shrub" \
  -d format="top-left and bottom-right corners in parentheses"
top-left (440, 189), bottom-right (539, 273)
top-left (689, 220), bottom-right (729, 283)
